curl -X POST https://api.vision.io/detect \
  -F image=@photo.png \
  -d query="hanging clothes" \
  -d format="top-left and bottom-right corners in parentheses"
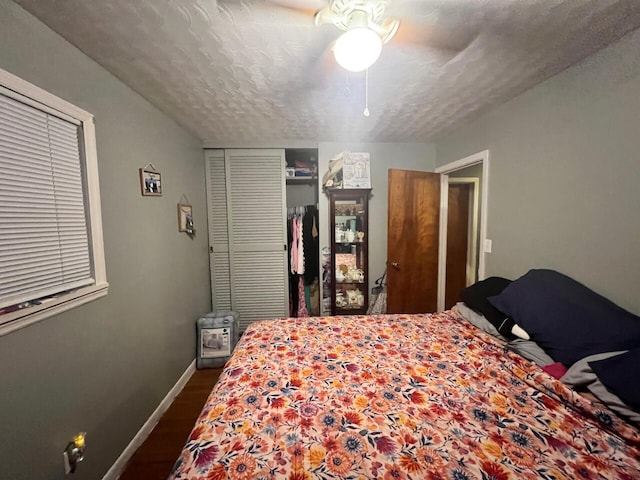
top-left (287, 205), bottom-right (318, 317)
top-left (302, 205), bottom-right (319, 285)
top-left (296, 215), bottom-right (305, 275)
top-left (290, 214), bottom-right (299, 274)
top-left (288, 207), bottom-right (306, 276)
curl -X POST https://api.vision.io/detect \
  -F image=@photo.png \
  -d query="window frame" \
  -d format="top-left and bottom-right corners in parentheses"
top-left (0, 68), bottom-right (108, 336)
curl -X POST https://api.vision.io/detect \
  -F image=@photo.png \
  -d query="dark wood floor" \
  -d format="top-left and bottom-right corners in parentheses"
top-left (119, 368), bottom-right (223, 480)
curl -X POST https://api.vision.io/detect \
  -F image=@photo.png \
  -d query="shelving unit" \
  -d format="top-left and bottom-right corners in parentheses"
top-left (285, 177), bottom-right (317, 185)
top-left (327, 188), bottom-right (371, 315)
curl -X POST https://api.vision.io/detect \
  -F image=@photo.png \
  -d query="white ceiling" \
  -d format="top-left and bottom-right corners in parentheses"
top-left (14, 0), bottom-right (640, 144)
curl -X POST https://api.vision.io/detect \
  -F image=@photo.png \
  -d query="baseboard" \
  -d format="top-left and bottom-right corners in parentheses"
top-left (102, 359), bottom-right (196, 480)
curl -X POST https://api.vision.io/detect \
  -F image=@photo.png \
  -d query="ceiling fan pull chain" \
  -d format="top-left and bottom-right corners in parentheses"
top-left (364, 68), bottom-right (370, 117)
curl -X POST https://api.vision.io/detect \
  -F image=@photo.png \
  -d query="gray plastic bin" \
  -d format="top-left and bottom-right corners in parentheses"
top-left (196, 310), bottom-right (239, 369)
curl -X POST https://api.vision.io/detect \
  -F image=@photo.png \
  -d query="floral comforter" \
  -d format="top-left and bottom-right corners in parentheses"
top-left (169, 312), bottom-right (640, 480)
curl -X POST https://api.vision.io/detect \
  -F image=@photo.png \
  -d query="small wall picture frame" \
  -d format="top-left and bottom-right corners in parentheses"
top-left (177, 203), bottom-right (193, 233)
top-left (140, 168), bottom-right (162, 196)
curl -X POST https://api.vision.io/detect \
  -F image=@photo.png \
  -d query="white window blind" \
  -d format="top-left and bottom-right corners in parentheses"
top-left (0, 92), bottom-right (93, 310)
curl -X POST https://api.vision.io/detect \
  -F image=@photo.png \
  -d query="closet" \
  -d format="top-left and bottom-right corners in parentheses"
top-left (285, 149), bottom-right (320, 317)
top-left (205, 148), bottom-right (319, 330)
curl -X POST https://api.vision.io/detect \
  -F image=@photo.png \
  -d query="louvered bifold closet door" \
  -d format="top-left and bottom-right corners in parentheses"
top-left (0, 93), bottom-right (92, 310)
top-left (205, 150), bottom-right (231, 311)
top-left (226, 149), bottom-right (288, 330)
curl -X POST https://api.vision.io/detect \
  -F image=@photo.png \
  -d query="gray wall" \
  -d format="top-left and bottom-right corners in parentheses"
top-left (0, 2), bottom-right (211, 479)
top-left (435, 27), bottom-right (640, 315)
top-left (318, 142), bottom-right (435, 308)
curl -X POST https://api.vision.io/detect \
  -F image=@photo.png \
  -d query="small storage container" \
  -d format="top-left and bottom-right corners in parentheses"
top-left (196, 311), bottom-right (239, 369)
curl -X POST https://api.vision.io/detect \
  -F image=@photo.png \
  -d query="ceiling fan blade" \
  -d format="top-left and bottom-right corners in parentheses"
top-left (262, 0), bottom-right (324, 18)
top-left (392, 19), bottom-right (475, 53)
top-left (297, 26), bottom-right (342, 89)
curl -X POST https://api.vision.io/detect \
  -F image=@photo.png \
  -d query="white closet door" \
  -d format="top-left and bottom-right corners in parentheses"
top-left (226, 149), bottom-right (288, 330)
top-left (205, 149), bottom-right (288, 329)
top-left (205, 149), bottom-right (232, 311)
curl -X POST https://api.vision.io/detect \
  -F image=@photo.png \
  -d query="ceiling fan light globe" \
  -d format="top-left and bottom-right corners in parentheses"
top-left (333, 27), bottom-right (382, 72)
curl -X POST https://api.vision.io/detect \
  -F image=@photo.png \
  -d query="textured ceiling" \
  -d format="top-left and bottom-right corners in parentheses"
top-left (14, 0), bottom-right (640, 144)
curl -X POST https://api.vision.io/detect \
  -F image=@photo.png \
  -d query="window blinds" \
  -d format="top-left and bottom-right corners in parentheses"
top-left (0, 92), bottom-right (93, 310)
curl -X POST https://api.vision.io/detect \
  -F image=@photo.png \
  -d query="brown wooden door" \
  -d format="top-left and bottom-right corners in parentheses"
top-left (445, 183), bottom-right (470, 309)
top-left (387, 169), bottom-right (441, 313)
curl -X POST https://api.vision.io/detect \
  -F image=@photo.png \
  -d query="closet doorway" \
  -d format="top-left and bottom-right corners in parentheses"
top-left (436, 150), bottom-right (489, 311)
top-left (285, 149), bottom-right (320, 317)
top-left (444, 177), bottom-right (479, 309)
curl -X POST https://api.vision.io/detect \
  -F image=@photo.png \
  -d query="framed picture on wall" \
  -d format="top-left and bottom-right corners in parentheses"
top-left (177, 203), bottom-right (193, 232)
top-left (342, 152), bottom-right (371, 188)
top-left (140, 168), bottom-right (162, 196)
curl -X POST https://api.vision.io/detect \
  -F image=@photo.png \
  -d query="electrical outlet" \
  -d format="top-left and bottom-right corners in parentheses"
top-left (63, 431), bottom-right (86, 475)
top-left (63, 451), bottom-right (72, 475)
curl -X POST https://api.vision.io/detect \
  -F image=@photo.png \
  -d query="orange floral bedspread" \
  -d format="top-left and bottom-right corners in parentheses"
top-left (169, 312), bottom-right (640, 480)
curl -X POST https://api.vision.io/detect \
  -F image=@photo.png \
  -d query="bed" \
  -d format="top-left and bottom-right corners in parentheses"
top-left (169, 305), bottom-right (640, 479)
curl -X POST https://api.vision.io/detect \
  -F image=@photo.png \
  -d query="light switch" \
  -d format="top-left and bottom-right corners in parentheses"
top-left (484, 239), bottom-right (493, 253)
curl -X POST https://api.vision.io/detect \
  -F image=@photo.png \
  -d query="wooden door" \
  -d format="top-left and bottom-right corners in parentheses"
top-left (387, 170), bottom-right (441, 313)
top-left (445, 183), bottom-right (470, 309)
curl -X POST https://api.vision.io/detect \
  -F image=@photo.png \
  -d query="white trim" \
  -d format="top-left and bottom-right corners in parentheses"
top-left (0, 69), bottom-right (94, 122)
top-left (435, 150), bottom-right (489, 175)
top-left (437, 175), bottom-right (449, 312)
top-left (435, 150), bottom-right (490, 311)
top-left (0, 284), bottom-right (108, 337)
top-left (0, 67), bottom-right (108, 333)
top-left (102, 360), bottom-right (197, 480)
top-left (83, 116), bottom-right (108, 286)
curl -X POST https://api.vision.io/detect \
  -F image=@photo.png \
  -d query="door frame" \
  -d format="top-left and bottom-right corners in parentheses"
top-left (448, 177), bottom-right (479, 287)
top-left (435, 150), bottom-right (490, 311)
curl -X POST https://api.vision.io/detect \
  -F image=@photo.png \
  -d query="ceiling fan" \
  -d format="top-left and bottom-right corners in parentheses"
top-left (312, 0), bottom-right (399, 72)
top-left (265, 0), bottom-right (474, 73)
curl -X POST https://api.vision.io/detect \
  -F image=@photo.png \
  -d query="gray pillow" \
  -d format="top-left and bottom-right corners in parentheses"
top-left (561, 351), bottom-right (640, 426)
top-left (587, 379), bottom-right (640, 426)
top-left (507, 339), bottom-right (555, 367)
top-left (456, 302), bottom-right (505, 340)
top-left (456, 303), bottom-right (553, 366)
top-left (561, 351), bottom-right (627, 386)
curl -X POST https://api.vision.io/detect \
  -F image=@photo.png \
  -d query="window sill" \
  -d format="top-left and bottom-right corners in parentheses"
top-left (0, 283), bottom-right (109, 337)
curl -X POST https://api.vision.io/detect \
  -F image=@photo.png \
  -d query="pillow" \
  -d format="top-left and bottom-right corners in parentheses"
top-left (589, 348), bottom-right (640, 411)
top-left (541, 362), bottom-right (568, 379)
top-left (587, 379), bottom-right (640, 427)
top-left (455, 302), bottom-right (505, 340)
top-left (507, 339), bottom-right (555, 367)
top-left (489, 269), bottom-right (640, 366)
top-left (456, 302), bottom-right (552, 367)
top-left (561, 351), bottom-right (627, 387)
top-left (561, 351), bottom-right (640, 426)
top-left (460, 277), bottom-right (529, 340)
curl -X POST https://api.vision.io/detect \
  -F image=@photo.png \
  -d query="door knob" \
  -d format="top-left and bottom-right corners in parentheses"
top-left (391, 262), bottom-right (399, 269)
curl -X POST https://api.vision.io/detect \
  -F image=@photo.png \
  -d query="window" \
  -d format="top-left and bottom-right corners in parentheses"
top-left (0, 68), bottom-right (108, 335)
